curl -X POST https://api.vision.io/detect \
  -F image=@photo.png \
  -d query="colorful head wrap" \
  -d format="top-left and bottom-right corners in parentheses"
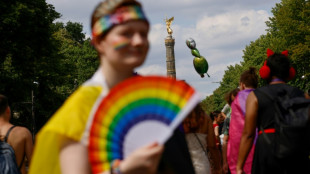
top-left (92, 5), bottom-right (149, 38)
top-left (259, 48), bottom-right (296, 80)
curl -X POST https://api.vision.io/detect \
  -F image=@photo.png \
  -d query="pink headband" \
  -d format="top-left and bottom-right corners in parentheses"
top-left (92, 5), bottom-right (148, 38)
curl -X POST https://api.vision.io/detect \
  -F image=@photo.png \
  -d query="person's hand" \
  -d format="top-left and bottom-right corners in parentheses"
top-left (119, 142), bottom-right (164, 174)
top-left (222, 162), bottom-right (228, 174)
top-left (236, 169), bottom-right (245, 174)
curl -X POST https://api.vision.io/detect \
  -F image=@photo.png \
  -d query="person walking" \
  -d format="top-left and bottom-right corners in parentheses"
top-left (210, 111), bottom-right (225, 149)
top-left (0, 94), bottom-right (33, 174)
top-left (237, 49), bottom-right (310, 174)
top-left (183, 104), bottom-right (212, 174)
top-left (227, 67), bottom-right (258, 174)
top-left (222, 88), bottom-right (239, 174)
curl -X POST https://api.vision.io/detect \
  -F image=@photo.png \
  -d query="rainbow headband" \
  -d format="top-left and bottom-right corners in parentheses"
top-left (92, 5), bottom-right (148, 38)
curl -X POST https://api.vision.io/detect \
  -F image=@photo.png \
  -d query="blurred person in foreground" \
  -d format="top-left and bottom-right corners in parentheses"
top-left (29, 0), bottom-right (198, 174)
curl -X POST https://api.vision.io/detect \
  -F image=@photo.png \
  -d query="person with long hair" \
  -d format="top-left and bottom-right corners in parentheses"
top-left (227, 67), bottom-right (258, 174)
top-left (183, 104), bottom-right (212, 174)
top-left (183, 104), bottom-right (223, 174)
top-left (237, 49), bottom-right (310, 174)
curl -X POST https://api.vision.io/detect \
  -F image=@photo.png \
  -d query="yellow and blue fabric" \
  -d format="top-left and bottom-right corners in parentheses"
top-left (29, 68), bottom-right (109, 174)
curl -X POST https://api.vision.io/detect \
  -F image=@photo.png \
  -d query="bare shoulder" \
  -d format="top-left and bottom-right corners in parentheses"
top-left (246, 91), bottom-right (258, 103)
top-left (11, 126), bottom-right (32, 140)
top-left (245, 91), bottom-right (259, 119)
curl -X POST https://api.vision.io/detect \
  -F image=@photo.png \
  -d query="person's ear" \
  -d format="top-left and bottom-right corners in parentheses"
top-left (242, 83), bottom-right (246, 89)
top-left (6, 107), bottom-right (11, 116)
top-left (239, 82), bottom-right (245, 90)
top-left (92, 37), bottom-right (105, 55)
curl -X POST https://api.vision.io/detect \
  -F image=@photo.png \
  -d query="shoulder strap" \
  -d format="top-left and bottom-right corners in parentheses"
top-left (19, 156), bottom-right (24, 170)
top-left (4, 125), bottom-right (16, 142)
top-left (193, 133), bottom-right (208, 157)
top-left (3, 125), bottom-right (24, 170)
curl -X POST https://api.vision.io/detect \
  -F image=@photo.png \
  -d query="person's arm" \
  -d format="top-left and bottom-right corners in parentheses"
top-left (236, 92), bottom-right (258, 174)
top-left (214, 126), bottom-right (220, 146)
top-left (221, 117), bottom-right (229, 173)
top-left (60, 140), bottom-right (91, 174)
top-left (24, 128), bottom-right (33, 164)
top-left (205, 115), bottom-right (216, 149)
top-left (60, 140), bottom-right (164, 174)
top-left (221, 104), bottom-right (230, 115)
top-left (222, 134), bottom-right (229, 174)
top-left (205, 115), bottom-right (222, 174)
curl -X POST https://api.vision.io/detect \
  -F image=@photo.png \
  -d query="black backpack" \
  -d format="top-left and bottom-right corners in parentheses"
top-left (0, 126), bottom-right (21, 174)
top-left (260, 87), bottom-right (310, 159)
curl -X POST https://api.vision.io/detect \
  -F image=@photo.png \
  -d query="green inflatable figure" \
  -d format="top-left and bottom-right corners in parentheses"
top-left (186, 38), bottom-right (210, 78)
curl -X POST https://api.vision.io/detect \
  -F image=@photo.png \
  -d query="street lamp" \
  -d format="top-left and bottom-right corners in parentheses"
top-left (32, 81), bottom-right (39, 141)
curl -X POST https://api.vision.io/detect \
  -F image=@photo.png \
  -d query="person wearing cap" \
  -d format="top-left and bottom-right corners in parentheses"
top-left (29, 1), bottom-right (165, 174)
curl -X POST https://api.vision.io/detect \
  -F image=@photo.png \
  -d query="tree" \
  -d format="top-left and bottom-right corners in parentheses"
top-left (202, 0), bottom-right (310, 112)
top-left (266, 0), bottom-right (310, 90)
top-left (0, 1), bottom-right (99, 133)
top-left (65, 21), bottom-right (85, 44)
top-left (0, 0), bottom-right (62, 132)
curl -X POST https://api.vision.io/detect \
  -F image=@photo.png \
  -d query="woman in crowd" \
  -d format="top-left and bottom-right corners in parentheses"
top-left (29, 1), bottom-right (166, 174)
top-left (227, 67), bottom-right (258, 174)
top-left (222, 88), bottom-right (240, 174)
top-left (237, 49), bottom-right (310, 174)
top-left (183, 103), bottom-right (223, 174)
top-left (210, 111), bottom-right (225, 148)
top-left (183, 104), bottom-right (212, 174)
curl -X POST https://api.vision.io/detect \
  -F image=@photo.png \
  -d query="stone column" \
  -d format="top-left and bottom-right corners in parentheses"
top-left (165, 35), bottom-right (176, 78)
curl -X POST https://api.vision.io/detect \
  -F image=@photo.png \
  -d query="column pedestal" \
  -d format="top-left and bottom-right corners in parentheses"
top-left (165, 35), bottom-right (176, 78)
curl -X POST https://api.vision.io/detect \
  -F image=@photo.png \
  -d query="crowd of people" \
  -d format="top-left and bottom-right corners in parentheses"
top-left (1, 0), bottom-right (309, 174)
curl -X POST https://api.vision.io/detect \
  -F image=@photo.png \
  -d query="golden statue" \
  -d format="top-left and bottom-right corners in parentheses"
top-left (165, 17), bottom-right (174, 36)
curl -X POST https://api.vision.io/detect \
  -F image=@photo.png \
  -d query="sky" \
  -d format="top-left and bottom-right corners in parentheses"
top-left (46, 0), bottom-right (282, 98)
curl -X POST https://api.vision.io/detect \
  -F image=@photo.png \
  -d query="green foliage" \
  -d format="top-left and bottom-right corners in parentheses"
top-left (0, 1), bottom-right (98, 134)
top-left (202, 0), bottom-right (310, 113)
top-left (65, 21), bottom-right (85, 44)
top-left (0, 0), bottom-right (62, 132)
top-left (267, 0), bottom-right (310, 90)
top-left (76, 39), bottom-right (99, 84)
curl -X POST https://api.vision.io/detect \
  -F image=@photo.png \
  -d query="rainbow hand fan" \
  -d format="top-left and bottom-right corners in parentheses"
top-left (88, 76), bottom-right (201, 173)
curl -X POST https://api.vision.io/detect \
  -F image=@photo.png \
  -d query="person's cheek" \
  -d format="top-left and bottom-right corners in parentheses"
top-left (112, 37), bottom-right (130, 50)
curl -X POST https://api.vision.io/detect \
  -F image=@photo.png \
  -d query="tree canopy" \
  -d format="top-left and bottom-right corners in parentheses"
top-left (202, 0), bottom-right (310, 114)
top-left (0, 0), bottom-right (98, 133)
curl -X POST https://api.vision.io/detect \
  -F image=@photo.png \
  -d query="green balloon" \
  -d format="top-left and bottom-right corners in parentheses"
top-left (191, 48), bottom-right (200, 57)
top-left (193, 56), bottom-right (209, 78)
